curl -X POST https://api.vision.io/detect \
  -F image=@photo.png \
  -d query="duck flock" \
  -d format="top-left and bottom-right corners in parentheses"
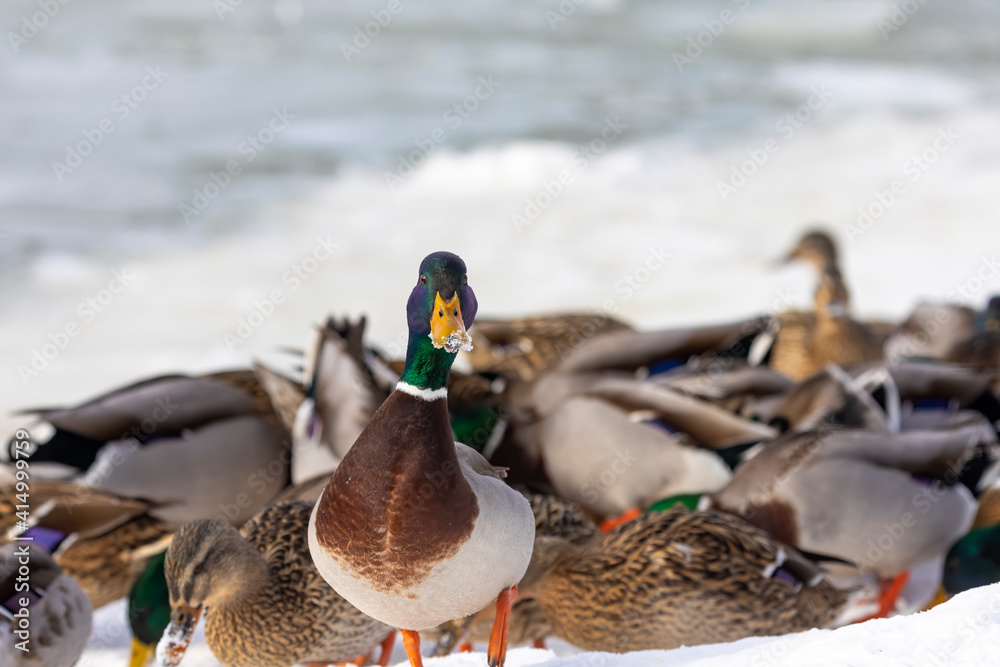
top-left (3, 231), bottom-right (1000, 667)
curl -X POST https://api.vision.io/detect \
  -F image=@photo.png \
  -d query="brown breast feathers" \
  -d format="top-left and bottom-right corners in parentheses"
top-left (313, 391), bottom-right (479, 594)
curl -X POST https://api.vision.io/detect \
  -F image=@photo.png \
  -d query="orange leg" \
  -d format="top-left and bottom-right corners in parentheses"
top-left (331, 655), bottom-right (369, 667)
top-left (487, 584), bottom-right (518, 667)
top-left (876, 570), bottom-right (910, 617)
top-left (854, 571), bottom-right (911, 623)
top-left (401, 629), bottom-right (424, 667)
top-left (532, 639), bottom-right (546, 650)
top-left (599, 507), bottom-right (640, 533)
top-left (378, 630), bottom-right (397, 667)
top-left (458, 643), bottom-right (473, 653)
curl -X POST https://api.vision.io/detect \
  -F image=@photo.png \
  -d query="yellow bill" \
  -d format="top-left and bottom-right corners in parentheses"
top-left (129, 637), bottom-right (157, 667)
top-left (429, 292), bottom-right (473, 353)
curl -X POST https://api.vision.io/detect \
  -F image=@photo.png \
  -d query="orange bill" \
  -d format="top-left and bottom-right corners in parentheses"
top-left (429, 292), bottom-right (472, 353)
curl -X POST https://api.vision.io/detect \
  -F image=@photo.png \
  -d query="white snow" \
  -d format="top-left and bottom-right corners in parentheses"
top-left (81, 583), bottom-right (1000, 666)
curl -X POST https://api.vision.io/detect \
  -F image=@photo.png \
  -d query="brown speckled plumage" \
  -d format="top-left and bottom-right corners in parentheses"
top-left (523, 491), bottom-right (600, 546)
top-left (166, 501), bottom-right (391, 667)
top-left (1, 481), bottom-right (173, 609)
top-left (770, 268), bottom-right (882, 381)
top-left (467, 314), bottom-right (633, 382)
top-left (526, 507), bottom-right (845, 652)
top-left (57, 514), bottom-right (172, 609)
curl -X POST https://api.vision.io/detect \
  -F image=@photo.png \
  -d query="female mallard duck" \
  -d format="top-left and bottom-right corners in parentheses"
top-left (516, 506), bottom-right (846, 651)
top-left (1, 479), bottom-right (173, 610)
top-left (782, 228), bottom-right (839, 272)
top-left (0, 543), bottom-right (92, 667)
top-left (12, 370), bottom-right (291, 526)
top-left (768, 266), bottom-right (884, 381)
top-left (946, 296), bottom-right (1000, 373)
top-left (307, 251), bottom-right (535, 667)
top-left (158, 500), bottom-right (395, 667)
top-left (466, 313), bottom-right (633, 382)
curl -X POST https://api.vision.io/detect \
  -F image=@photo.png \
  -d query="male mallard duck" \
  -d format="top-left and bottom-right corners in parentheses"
top-left (308, 252), bottom-right (535, 667)
top-left (768, 267), bottom-right (884, 381)
top-left (158, 500), bottom-right (394, 667)
top-left (479, 317), bottom-right (774, 514)
top-left (430, 492), bottom-right (599, 655)
top-left (709, 420), bottom-right (997, 598)
top-left (0, 542), bottom-right (92, 667)
top-left (289, 316), bottom-right (397, 483)
top-left (516, 506), bottom-right (846, 652)
top-left (1, 479), bottom-right (173, 610)
top-left (10, 371), bottom-right (291, 526)
top-left (128, 549), bottom-right (170, 667)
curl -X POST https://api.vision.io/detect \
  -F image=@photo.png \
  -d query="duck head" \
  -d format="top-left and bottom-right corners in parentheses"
top-left (400, 252), bottom-right (478, 391)
top-left (783, 229), bottom-right (838, 272)
top-left (158, 519), bottom-right (267, 666)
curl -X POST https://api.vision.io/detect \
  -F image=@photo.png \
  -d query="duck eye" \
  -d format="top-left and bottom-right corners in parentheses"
top-left (419, 275), bottom-right (428, 286)
top-left (461, 274), bottom-right (468, 285)
top-left (438, 310), bottom-right (443, 317)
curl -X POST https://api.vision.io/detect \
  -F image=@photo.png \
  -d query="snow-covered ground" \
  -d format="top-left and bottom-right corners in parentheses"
top-left (80, 583), bottom-right (1000, 667)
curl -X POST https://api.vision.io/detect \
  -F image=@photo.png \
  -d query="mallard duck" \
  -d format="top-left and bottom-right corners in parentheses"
top-left (942, 524), bottom-right (1000, 599)
top-left (10, 370), bottom-right (291, 526)
top-left (429, 492), bottom-right (599, 655)
top-left (516, 506), bottom-right (846, 652)
top-left (886, 302), bottom-right (977, 361)
top-left (709, 420), bottom-right (997, 582)
top-left (0, 542), bottom-right (92, 667)
top-left (307, 251), bottom-right (535, 667)
top-left (478, 317), bottom-right (774, 515)
top-left (765, 359), bottom-right (1000, 436)
top-left (946, 297), bottom-right (1000, 373)
top-left (128, 549), bottom-right (170, 667)
top-left (158, 500), bottom-right (394, 667)
top-left (781, 228), bottom-right (839, 272)
top-left (1, 479), bottom-right (173, 610)
top-left (466, 314), bottom-right (634, 382)
top-left (768, 267), bottom-right (884, 381)
top-left (288, 316), bottom-right (397, 483)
